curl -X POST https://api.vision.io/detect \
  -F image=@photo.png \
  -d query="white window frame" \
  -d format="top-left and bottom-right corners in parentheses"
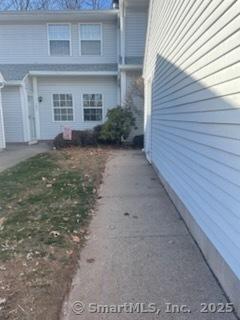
top-left (52, 93), bottom-right (74, 122)
top-left (47, 23), bottom-right (72, 56)
top-left (79, 23), bottom-right (103, 56)
top-left (82, 93), bottom-right (104, 122)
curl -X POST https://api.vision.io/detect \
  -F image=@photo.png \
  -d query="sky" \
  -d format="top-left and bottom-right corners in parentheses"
top-left (0, 0), bottom-right (113, 10)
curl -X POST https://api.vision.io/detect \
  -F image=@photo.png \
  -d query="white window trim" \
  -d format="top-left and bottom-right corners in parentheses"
top-left (47, 23), bottom-right (72, 57)
top-left (52, 93), bottom-right (75, 122)
top-left (79, 23), bottom-right (103, 57)
top-left (82, 93), bottom-right (104, 122)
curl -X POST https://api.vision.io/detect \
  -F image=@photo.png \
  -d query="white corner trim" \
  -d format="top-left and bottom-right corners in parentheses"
top-left (19, 84), bottom-right (30, 142)
top-left (0, 89), bottom-right (6, 149)
top-left (32, 77), bottom-right (41, 140)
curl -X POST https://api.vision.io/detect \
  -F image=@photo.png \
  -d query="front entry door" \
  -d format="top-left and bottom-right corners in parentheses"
top-left (28, 95), bottom-right (37, 142)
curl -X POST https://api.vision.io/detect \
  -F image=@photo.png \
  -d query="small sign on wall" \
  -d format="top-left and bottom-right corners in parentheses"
top-left (63, 127), bottom-right (72, 140)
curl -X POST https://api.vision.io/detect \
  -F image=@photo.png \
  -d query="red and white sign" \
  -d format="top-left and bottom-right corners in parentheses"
top-left (63, 127), bottom-right (72, 140)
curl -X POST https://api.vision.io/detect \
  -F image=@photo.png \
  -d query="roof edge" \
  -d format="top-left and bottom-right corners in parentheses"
top-left (0, 9), bottom-right (119, 16)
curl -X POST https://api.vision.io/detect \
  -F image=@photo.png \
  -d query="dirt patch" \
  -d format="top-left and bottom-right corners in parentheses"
top-left (0, 147), bottom-right (110, 320)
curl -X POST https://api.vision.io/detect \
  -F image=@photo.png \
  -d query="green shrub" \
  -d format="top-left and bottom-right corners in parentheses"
top-left (53, 130), bottom-right (97, 149)
top-left (99, 106), bottom-right (135, 144)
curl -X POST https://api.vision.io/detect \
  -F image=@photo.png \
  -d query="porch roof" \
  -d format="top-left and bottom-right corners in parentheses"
top-left (0, 64), bottom-right (118, 81)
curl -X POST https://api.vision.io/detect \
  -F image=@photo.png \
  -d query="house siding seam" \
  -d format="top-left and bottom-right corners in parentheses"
top-left (144, 0), bottom-right (240, 313)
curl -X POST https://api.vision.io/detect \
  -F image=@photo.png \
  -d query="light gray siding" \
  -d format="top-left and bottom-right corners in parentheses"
top-left (125, 8), bottom-right (148, 60)
top-left (0, 90), bottom-right (6, 149)
top-left (37, 76), bottom-right (118, 140)
top-left (144, 0), bottom-right (240, 297)
top-left (2, 86), bottom-right (25, 143)
top-left (0, 22), bottom-right (117, 64)
top-left (126, 71), bottom-right (144, 138)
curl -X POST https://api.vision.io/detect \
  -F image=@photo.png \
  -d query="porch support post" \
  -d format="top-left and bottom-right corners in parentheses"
top-left (120, 0), bottom-right (126, 65)
top-left (20, 84), bottom-right (30, 142)
top-left (120, 70), bottom-right (127, 106)
top-left (32, 76), bottom-right (40, 140)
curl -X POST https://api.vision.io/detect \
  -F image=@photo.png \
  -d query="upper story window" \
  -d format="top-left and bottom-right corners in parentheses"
top-left (48, 24), bottom-right (71, 56)
top-left (79, 24), bottom-right (102, 56)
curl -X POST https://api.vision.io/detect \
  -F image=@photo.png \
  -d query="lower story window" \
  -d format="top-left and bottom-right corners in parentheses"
top-left (53, 94), bottom-right (73, 121)
top-left (83, 94), bottom-right (103, 121)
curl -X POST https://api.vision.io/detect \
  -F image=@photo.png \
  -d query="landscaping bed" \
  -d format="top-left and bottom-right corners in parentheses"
top-left (0, 147), bottom-right (109, 320)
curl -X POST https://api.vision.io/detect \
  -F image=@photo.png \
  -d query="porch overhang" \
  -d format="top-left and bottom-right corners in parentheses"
top-left (28, 71), bottom-right (118, 77)
top-left (119, 64), bottom-right (143, 71)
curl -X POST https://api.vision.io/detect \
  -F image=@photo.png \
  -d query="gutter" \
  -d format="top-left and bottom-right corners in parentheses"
top-left (4, 80), bottom-right (23, 86)
top-left (119, 64), bottom-right (143, 71)
top-left (28, 71), bottom-right (118, 77)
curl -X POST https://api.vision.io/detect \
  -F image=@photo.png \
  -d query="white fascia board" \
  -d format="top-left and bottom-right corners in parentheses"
top-left (5, 80), bottom-right (23, 86)
top-left (29, 71), bottom-right (118, 77)
top-left (119, 64), bottom-right (143, 71)
top-left (0, 10), bottom-right (119, 22)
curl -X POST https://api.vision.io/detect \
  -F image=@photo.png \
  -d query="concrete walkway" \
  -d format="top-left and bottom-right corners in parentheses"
top-left (0, 143), bottom-right (50, 172)
top-left (62, 150), bottom-right (237, 320)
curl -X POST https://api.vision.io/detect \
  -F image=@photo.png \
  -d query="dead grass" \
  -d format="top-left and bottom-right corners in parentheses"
top-left (0, 147), bottom-right (109, 320)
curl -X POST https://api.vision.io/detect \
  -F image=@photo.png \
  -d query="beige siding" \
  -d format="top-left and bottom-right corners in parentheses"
top-left (144, 0), bottom-right (240, 286)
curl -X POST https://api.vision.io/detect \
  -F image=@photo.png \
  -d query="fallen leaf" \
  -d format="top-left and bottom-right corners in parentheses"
top-left (71, 235), bottom-right (80, 243)
top-left (50, 231), bottom-right (60, 237)
top-left (86, 258), bottom-right (95, 264)
top-left (0, 218), bottom-right (5, 227)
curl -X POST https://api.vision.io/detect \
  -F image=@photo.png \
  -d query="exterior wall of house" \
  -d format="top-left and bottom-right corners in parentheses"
top-left (37, 76), bottom-right (118, 140)
top-left (125, 7), bottom-right (148, 63)
top-left (126, 71), bottom-right (144, 138)
top-left (1, 86), bottom-right (25, 143)
top-left (144, 0), bottom-right (240, 314)
top-left (0, 89), bottom-right (6, 149)
top-left (0, 22), bottom-right (117, 64)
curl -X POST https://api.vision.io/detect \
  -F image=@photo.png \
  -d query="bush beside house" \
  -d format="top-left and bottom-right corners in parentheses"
top-left (53, 106), bottom-right (138, 149)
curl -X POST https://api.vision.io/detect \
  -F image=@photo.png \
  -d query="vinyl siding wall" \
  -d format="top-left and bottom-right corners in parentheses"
top-left (0, 90), bottom-right (6, 149)
top-left (144, 0), bottom-right (240, 287)
top-left (0, 22), bottom-right (117, 64)
top-left (125, 8), bottom-right (148, 60)
top-left (2, 86), bottom-right (25, 143)
top-left (37, 76), bottom-right (118, 140)
top-left (126, 71), bottom-right (144, 138)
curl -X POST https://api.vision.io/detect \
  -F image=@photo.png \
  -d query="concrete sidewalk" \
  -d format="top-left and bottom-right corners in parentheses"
top-left (62, 150), bottom-right (237, 320)
top-left (0, 143), bottom-right (50, 172)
